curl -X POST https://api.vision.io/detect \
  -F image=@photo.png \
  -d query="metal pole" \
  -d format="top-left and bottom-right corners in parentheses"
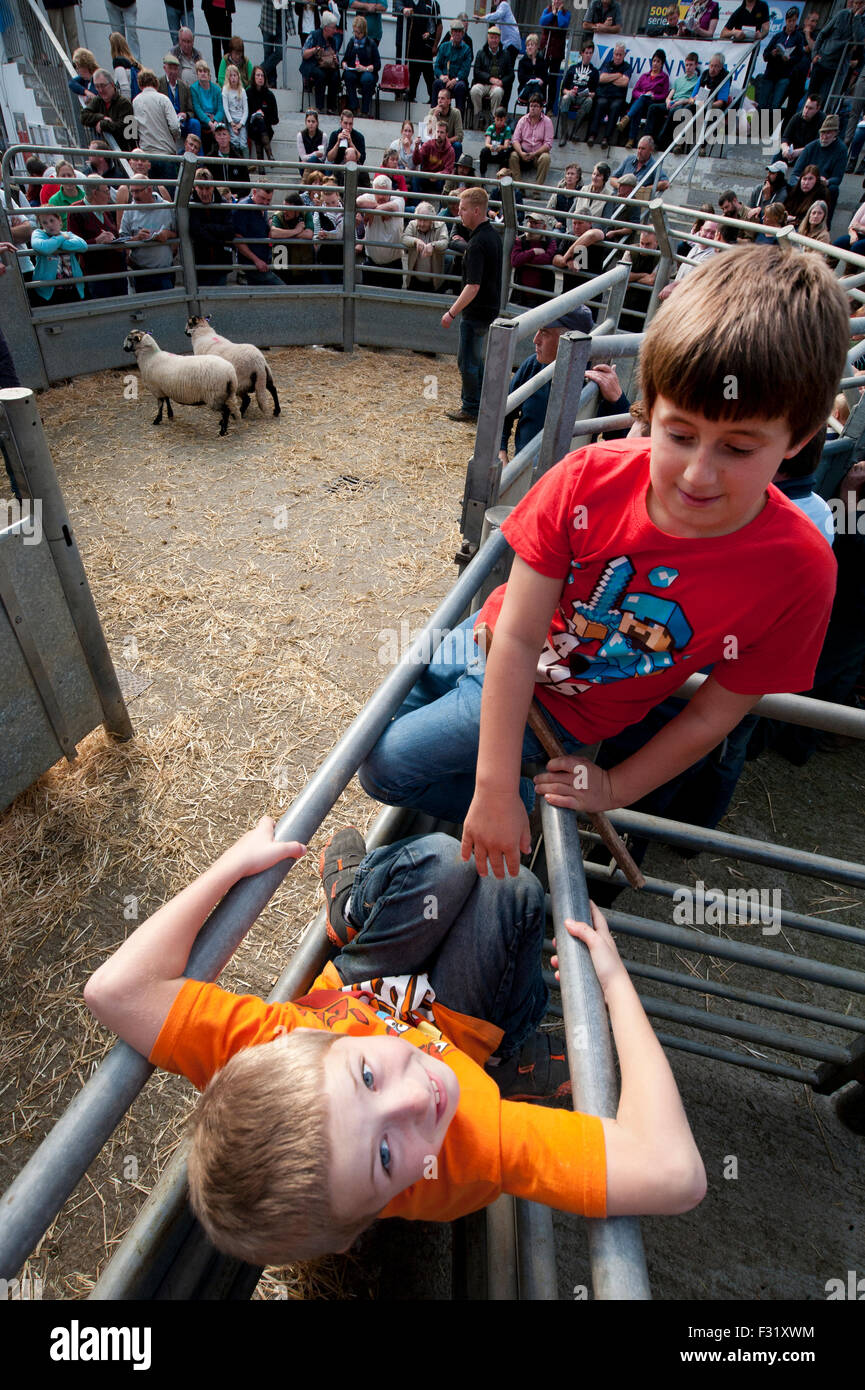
top-left (460, 318), bottom-right (519, 554)
top-left (0, 529), bottom-right (509, 1279)
top-left (533, 331), bottom-right (593, 482)
top-left (539, 798), bottom-right (652, 1300)
top-left (342, 162), bottom-right (358, 353)
top-left (0, 388), bottom-right (133, 740)
top-left (498, 177), bottom-right (518, 316)
top-left (0, 207), bottom-right (49, 391)
top-left (486, 1194), bottom-right (518, 1300)
top-left (174, 154), bottom-right (200, 313)
top-left (471, 505), bottom-right (513, 614)
top-left (673, 672), bottom-right (865, 738)
top-left (514, 1200), bottom-right (558, 1299)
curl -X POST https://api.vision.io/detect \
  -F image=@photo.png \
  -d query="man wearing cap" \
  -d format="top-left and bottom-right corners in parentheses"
top-left (159, 54), bottom-right (201, 145)
top-left (510, 209), bottom-right (557, 308)
top-left (478, 1), bottom-right (521, 60)
top-left (210, 122), bottom-right (251, 194)
top-left (471, 26), bottom-right (515, 119)
top-left (754, 8), bottom-right (806, 111)
top-left (499, 309), bottom-right (631, 463)
top-left (432, 20), bottom-right (472, 113)
top-left (510, 94), bottom-right (554, 186)
top-left (610, 135), bottom-right (669, 193)
top-left (426, 88), bottom-right (464, 160)
top-left (791, 115), bottom-right (848, 221)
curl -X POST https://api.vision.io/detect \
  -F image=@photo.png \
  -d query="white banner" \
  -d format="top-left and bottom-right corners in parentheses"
top-left (580, 36), bottom-right (756, 99)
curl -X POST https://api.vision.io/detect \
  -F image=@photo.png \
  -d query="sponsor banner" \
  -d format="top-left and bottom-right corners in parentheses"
top-left (580, 36), bottom-right (754, 98)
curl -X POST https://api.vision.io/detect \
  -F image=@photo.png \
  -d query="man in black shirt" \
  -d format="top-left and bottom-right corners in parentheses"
top-left (440, 185), bottom-right (503, 422)
top-left (721, 0), bottom-right (770, 42)
top-left (776, 91), bottom-right (822, 165)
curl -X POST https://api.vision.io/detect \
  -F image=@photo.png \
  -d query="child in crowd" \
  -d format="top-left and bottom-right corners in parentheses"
top-left (359, 245), bottom-right (849, 878)
top-left (85, 818), bottom-right (705, 1264)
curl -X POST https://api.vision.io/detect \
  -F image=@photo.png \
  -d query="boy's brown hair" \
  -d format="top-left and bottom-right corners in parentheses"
top-left (640, 244), bottom-right (850, 445)
top-left (187, 1029), bottom-right (378, 1264)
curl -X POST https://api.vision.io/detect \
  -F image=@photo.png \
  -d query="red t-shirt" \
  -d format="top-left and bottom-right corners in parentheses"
top-left (150, 962), bottom-right (607, 1224)
top-left (477, 440), bottom-right (837, 744)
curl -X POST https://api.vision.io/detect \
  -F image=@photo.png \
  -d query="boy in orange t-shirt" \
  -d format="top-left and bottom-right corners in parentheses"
top-left (85, 817), bottom-right (705, 1266)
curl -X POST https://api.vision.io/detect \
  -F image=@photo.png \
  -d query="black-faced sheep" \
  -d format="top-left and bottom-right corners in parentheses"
top-left (122, 331), bottom-right (241, 436)
top-left (184, 316), bottom-right (281, 417)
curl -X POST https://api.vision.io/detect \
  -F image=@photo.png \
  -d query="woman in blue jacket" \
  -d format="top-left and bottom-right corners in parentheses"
top-left (342, 16), bottom-right (381, 117)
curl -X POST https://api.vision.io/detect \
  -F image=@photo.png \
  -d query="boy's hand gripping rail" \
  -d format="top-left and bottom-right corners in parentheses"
top-left (476, 623), bottom-right (645, 890)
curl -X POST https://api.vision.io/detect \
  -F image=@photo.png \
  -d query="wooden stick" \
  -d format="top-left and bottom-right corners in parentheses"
top-left (476, 622), bottom-right (646, 891)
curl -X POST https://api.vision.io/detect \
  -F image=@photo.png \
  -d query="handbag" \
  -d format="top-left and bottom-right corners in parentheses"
top-left (318, 46), bottom-right (338, 70)
top-left (381, 61), bottom-right (410, 91)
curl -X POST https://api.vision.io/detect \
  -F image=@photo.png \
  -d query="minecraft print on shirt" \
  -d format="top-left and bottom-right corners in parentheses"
top-left (537, 555), bottom-right (694, 696)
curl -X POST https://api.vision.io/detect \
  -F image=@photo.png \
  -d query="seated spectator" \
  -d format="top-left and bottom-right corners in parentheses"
top-left (342, 16), bottom-right (380, 117)
top-left (658, 219), bottom-right (722, 297)
top-left (646, 1), bottom-right (680, 38)
top-left (222, 64), bottom-right (249, 147)
top-left (412, 119), bottom-right (455, 195)
top-left (441, 151), bottom-right (476, 199)
top-left (516, 33), bottom-right (548, 107)
top-left (46, 161), bottom-right (85, 227)
top-left (84, 140), bottom-right (127, 183)
top-left (798, 198), bottom-right (832, 247)
top-left (552, 199), bottom-right (607, 286)
top-left (356, 173), bottom-right (405, 287)
top-left (272, 192), bottom-right (315, 282)
top-left (29, 211), bottom-right (87, 307)
top-left (191, 60), bottom-right (227, 153)
top-left (478, 1), bottom-right (521, 61)
top-left (402, 200), bottom-right (448, 290)
top-left (165, 1), bottom-right (194, 48)
top-left (582, 0), bottom-right (623, 36)
top-left (326, 110), bottom-right (368, 169)
top-left (558, 41), bottom-right (599, 146)
top-left (423, 89), bottom-right (463, 161)
top-left (120, 174), bottom-right (177, 292)
top-left (81, 70), bottom-right (137, 151)
top-left (648, 51), bottom-right (701, 151)
top-left (218, 35), bottom-right (254, 88)
top-left (298, 109), bottom-right (326, 163)
top-left (247, 66), bottom-right (278, 161)
top-left (720, 0), bottom-right (770, 42)
top-left (619, 226), bottom-right (659, 331)
top-left (678, 0), bottom-right (719, 39)
top-left (610, 135), bottom-right (669, 193)
top-left (498, 307), bottom-right (606, 463)
top-left (189, 168), bottom-right (236, 285)
top-left (754, 200), bottom-right (788, 242)
top-left (301, 15), bottom-right (342, 116)
top-left (832, 195), bottom-right (865, 255)
top-left (70, 47), bottom-right (99, 105)
top-left (777, 92), bottom-right (823, 166)
top-left (159, 54), bottom-right (201, 147)
top-left (790, 115), bottom-right (848, 223)
top-left (209, 123), bottom-right (252, 195)
top-left (470, 25), bottom-right (514, 120)
top-left (441, 12), bottom-right (474, 55)
top-left (618, 48), bottom-right (669, 148)
top-left (588, 41), bottom-right (632, 149)
top-left (510, 95), bottom-right (554, 186)
top-left (755, 7), bottom-right (805, 111)
top-left (480, 108), bottom-right (513, 177)
top-left (545, 162), bottom-right (581, 231)
top-left (23, 157), bottom-right (49, 208)
top-left (432, 19), bottom-right (472, 114)
top-left (133, 69), bottom-right (182, 181)
top-left (695, 51), bottom-right (732, 148)
top-left (184, 131), bottom-right (202, 156)
top-left (783, 164), bottom-right (827, 223)
top-left (748, 161), bottom-right (788, 218)
top-left (313, 180), bottom-right (345, 284)
top-left (389, 119), bottom-right (418, 174)
top-left (675, 201), bottom-right (714, 255)
top-left (300, 167), bottom-right (327, 204)
top-left (233, 181), bottom-right (283, 285)
top-left (115, 151), bottom-right (171, 206)
top-left (110, 31), bottom-right (142, 101)
top-left (68, 175), bottom-right (127, 297)
top-left (380, 149), bottom-right (409, 193)
top-left (171, 27), bottom-right (203, 88)
top-left (510, 209), bottom-right (557, 308)
top-left (717, 187), bottom-right (749, 225)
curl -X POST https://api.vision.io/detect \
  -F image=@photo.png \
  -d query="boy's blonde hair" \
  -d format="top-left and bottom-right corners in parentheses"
top-left (187, 1029), bottom-right (378, 1264)
top-left (640, 244), bottom-right (850, 445)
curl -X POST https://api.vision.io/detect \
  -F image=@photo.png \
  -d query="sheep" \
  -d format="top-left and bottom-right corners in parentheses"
top-left (122, 331), bottom-right (241, 437)
top-left (184, 316), bottom-right (281, 418)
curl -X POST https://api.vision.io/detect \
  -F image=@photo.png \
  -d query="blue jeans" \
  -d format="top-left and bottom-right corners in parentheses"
top-left (105, 1), bottom-right (140, 59)
top-left (133, 270), bottom-right (175, 293)
top-left (627, 93), bottom-right (663, 142)
top-left (457, 317), bottom-right (489, 417)
top-left (344, 69), bottom-right (376, 114)
top-left (261, 32), bottom-right (282, 85)
top-left (164, 2), bottom-right (195, 45)
top-left (331, 832), bottom-right (548, 1058)
top-left (242, 267), bottom-right (284, 285)
top-left (358, 615), bottom-right (584, 822)
top-left (754, 74), bottom-right (790, 112)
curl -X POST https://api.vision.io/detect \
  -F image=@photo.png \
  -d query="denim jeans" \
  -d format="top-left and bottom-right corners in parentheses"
top-left (754, 75), bottom-right (790, 113)
top-left (164, 2), bottom-right (195, 45)
top-left (242, 267), bottom-right (284, 285)
top-left (344, 69), bottom-right (376, 114)
top-left (331, 832), bottom-right (548, 1058)
top-left (457, 317), bottom-right (489, 416)
top-left (105, 2), bottom-right (140, 60)
top-left (626, 93), bottom-right (663, 142)
top-left (261, 32), bottom-right (282, 84)
top-left (359, 615), bottom-right (585, 822)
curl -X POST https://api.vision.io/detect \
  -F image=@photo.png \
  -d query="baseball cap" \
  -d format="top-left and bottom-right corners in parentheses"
top-left (488, 24), bottom-right (501, 32)
top-left (213, 121), bottom-right (228, 130)
top-left (554, 305), bottom-right (594, 332)
top-left (163, 53), bottom-right (180, 65)
top-left (452, 19), bottom-right (465, 29)
top-left (765, 160), bottom-right (787, 173)
top-left (526, 210), bottom-right (546, 224)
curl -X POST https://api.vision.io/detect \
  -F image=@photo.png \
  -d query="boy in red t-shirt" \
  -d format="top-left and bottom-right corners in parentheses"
top-left (360, 245), bottom-right (849, 877)
top-left (84, 818), bottom-right (705, 1265)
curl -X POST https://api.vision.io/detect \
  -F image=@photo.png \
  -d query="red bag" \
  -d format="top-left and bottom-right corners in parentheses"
top-left (381, 62), bottom-right (410, 92)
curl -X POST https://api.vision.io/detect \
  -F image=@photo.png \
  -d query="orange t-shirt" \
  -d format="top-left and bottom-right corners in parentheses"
top-left (149, 962), bottom-right (607, 1222)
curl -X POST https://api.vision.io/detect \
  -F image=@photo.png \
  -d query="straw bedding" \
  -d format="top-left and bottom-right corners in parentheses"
top-left (0, 344), bottom-right (467, 1299)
